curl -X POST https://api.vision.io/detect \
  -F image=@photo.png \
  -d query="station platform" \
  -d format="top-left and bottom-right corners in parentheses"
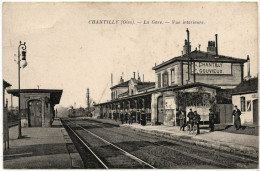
top-left (83, 117), bottom-right (259, 159)
top-left (3, 119), bottom-right (81, 169)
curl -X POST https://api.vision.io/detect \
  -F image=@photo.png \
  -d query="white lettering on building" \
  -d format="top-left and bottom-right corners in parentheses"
top-left (193, 62), bottom-right (232, 75)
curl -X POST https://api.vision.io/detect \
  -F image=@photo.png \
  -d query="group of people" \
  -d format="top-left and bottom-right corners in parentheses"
top-left (111, 110), bottom-right (147, 126)
top-left (119, 112), bottom-right (134, 125)
top-left (178, 109), bottom-right (202, 134)
top-left (178, 108), bottom-right (216, 134)
top-left (178, 105), bottom-right (242, 134)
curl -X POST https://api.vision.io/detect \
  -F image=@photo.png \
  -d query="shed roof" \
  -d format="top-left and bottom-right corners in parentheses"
top-left (232, 77), bottom-right (258, 95)
top-left (7, 89), bottom-right (63, 104)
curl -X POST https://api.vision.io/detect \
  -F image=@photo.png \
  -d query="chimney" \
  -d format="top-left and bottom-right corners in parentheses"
top-left (87, 88), bottom-right (90, 109)
top-left (183, 28), bottom-right (191, 55)
top-left (133, 72), bottom-right (136, 79)
top-left (111, 73), bottom-right (113, 87)
top-left (215, 34), bottom-right (218, 56)
top-left (247, 55), bottom-right (250, 77)
top-left (120, 76), bottom-right (124, 83)
top-left (138, 72), bottom-right (141, 81)
top-left (207, 40), bottom-right (216, 55)
top-left (143, 74), bottom-right (144, 82)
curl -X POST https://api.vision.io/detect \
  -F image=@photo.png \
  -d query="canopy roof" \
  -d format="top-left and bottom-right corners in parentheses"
top-left (7, 89), bottom-right (63, 104)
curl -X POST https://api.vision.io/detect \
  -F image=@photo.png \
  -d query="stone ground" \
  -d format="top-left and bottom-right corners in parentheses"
top-left (3, 119), bottom-right (82, 169)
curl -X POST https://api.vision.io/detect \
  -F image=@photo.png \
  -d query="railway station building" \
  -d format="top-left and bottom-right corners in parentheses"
top-left (94, 29), bottom-right (249, 126)
top-left (7, 89), bottom-right (63, 127)
top-left (231, 77), bottom-right (258, 126)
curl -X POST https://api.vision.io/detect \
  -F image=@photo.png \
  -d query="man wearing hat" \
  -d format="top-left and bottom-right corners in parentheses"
top-left (232, 105), bottom-right (242, 130)
top-left (187, 109), bottom-right (195, 126)
top-left (209, 109), bottom-right (215, 132)
top-left (194, 111), bottom-right (201, 134)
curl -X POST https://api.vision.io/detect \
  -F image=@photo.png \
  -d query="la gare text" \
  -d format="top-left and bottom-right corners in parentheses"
top-left (88, 20), bottom-right (205, 25)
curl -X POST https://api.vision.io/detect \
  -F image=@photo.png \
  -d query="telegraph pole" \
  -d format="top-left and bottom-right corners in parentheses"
top-left (186, 28), bottom-right (190, 83)
top-left (17, 41), bottom-right (27, 139)
top-left (87, 88), bottom-right (90, 111)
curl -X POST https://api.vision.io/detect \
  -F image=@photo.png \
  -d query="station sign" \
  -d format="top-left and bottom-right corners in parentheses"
top-left (193, 62), bottom-right (232, 75)
top-left (165, 96), bottom-right (176, 109)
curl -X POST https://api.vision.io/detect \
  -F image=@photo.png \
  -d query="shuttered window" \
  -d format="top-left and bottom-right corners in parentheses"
top-left (171, 68), bottom-right (175, 84)
top-left (163, 72), bottom-right (168, 87)
top-left (240, 97), bottom-right (246, 112)
top-left (158, 74), bottom-right (161, 88)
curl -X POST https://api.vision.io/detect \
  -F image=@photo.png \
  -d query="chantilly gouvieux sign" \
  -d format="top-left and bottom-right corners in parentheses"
top-left (194, 62), bottom-right (232, 75)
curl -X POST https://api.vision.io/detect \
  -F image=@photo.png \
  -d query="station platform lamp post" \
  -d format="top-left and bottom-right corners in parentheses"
top-left (17, 41), bottom-right (27, 139)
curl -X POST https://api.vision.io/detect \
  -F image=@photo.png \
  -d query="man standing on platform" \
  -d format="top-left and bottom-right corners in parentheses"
top-left (120, 111), bottom-right (124, 124)
top-left (140, 110), bottom-right (146, 126)
top-left (194, 111), bottom-right (201, 134)
top-left (187, 108), bottom-right (195, 127)
top-left (209, 109), bottom-right (215, 132)
top-left (125, 111), bottom-right (128, 124)
top-left (232, 105), bottom-right (242, 130)
top-left (178, 110), bottom-right (186, 131)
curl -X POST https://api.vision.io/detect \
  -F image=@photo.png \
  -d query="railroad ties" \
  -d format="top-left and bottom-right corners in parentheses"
top-left (62, 119), bottom-right (155, 169)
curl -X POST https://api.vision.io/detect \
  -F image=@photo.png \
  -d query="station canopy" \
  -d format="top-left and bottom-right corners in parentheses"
top-left (7, 89), bottom-right (63, 104)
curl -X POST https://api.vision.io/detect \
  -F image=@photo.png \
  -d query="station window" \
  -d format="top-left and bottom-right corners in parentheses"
top-left (240, 97), bottom-right (246, 112)
top-left (171, 68), bottom-right (175, 84)
top-left (247, 100), bottom-right (251, 111)
top-left (157, 74), bottom-right (161, 88)
top-left (162, 72), bottom-right (168, 87)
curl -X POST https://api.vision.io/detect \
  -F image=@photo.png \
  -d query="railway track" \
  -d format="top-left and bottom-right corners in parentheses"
top-left (68, 118), bottom-right (259, 169)
top-left (62, 119), bottom-right (155, 169)
top-left (62, 119), bottom-right (258, 168)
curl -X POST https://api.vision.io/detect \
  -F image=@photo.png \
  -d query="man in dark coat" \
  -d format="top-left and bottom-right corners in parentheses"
top-left (194, 111), bottom-right (201, 134)
top-left (209, 109), bottom-right (215, 132)
top-left (178, 110), bottom-right (186, 131)
top-left (125, 112), bottom-right (128, 124)
top-left (232, 105), bottom-right (242, 130)
top-left (120, 112), bottom-right (124, 124)
top-left (136, 110), bottom-right (141, 124)
top-left (140, 110), bottom-right (146, 126)
top-left (187, 109), bottom-right (195, 127)
top-left (128, 111), bottom-right (133, 125)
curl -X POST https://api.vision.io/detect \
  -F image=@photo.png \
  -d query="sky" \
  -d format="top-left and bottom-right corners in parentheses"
top-left (3, 2), bottom-right (258, 108)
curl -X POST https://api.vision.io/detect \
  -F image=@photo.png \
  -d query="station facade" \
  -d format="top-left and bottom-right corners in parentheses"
top-left (232, 77), bottom-right (258, 126)
top-left (94, 30), bottom-right (249, 126)
top-left (7, 89), bottom-right (63, 127)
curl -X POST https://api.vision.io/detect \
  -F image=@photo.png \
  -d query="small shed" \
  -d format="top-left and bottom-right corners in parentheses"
top-left (231, 77), bottom-right (258, 126)
top-left (7, 89), bottom-right (63, 127)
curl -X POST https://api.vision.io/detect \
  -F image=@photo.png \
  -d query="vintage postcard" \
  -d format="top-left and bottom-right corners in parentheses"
top-left (2, 2), bottom-right (259, 169)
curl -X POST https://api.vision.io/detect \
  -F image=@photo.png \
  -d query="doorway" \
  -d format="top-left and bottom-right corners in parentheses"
top-left (28, 100), bottom-right (42, 127)
top-left (157, 96), bottom-right (164, 124)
